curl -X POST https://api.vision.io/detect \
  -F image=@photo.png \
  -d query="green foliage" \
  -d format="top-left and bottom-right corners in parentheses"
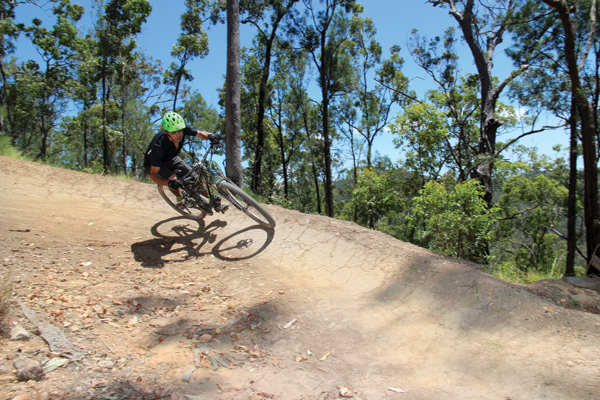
top-left (163, 0), bottom-right (210, 110)
top-left (391, 102), bottom-right (449, 180)
top-left (352, 168), bottom-right (395, 215)
top-left (345, 162), bottom-right (407, 229)
top-left (488, 258), bottom-right (586, 284)
top-left (0, 134), bottom-right (27, 159)
top-left (409, 179), bottom-right (498, 263)
top-left (180, 90), bottom-right (220, 162)
top-left (489, 146), bottom-right (573, 275)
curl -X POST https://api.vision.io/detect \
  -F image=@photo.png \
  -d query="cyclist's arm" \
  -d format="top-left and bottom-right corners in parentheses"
top-left (194, 130), bottom-right (211, 140)
top-left (148, 165), bottom-right (176, 186)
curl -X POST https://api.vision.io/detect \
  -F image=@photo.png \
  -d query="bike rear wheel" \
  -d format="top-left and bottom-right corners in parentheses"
top-left (219, 182), bottom-right (276, 229)
top-left (157, 184), bottom-right (208, 220)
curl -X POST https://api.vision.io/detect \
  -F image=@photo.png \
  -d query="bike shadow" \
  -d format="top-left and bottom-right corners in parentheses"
top-left (212, 224), bottom-right (275, 261)
top-left (130, 216), bottom-right (274, 268)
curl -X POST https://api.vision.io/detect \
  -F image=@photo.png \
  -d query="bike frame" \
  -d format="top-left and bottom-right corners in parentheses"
top-left (159, 138), bottom-right (275, 228)
top-left (178, 140), bottom-right (228, 214)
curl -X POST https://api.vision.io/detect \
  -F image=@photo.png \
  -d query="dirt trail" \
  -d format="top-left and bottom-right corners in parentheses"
top-left (1, 156), bottom-right (600, 400)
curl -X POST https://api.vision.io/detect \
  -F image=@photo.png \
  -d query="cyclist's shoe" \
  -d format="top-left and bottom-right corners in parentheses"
top-left (216, 202), bottom-right (229, 213)
top-left (177, 194), bottom-right (195, 208)
top-left (212, 194), bottom-right (229, 213)
top-left (197, 199), bottom-right (213, 214)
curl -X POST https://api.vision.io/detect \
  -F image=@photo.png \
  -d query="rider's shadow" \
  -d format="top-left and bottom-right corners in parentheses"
top-left (130, 217), bottom-right (227, 268)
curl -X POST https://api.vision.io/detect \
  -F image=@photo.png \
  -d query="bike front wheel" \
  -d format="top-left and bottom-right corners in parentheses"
top-left (220, 182), bottom-right (276, 229)
top-left (157, 184), bottom-right (208, 220)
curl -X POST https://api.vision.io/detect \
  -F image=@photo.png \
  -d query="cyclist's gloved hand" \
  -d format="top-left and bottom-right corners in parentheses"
top-left (208, 133), bottom-right (221, 142)
top-left (168, 180), bottom-right (183, 190)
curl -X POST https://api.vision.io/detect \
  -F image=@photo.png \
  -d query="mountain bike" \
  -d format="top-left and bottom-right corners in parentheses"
top-left (157, 136), bottom-right (276, 229)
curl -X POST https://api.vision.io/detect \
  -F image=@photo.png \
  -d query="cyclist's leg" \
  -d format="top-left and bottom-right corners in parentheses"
top-left (156, 163), bottom-right (180, 197)
top-left (165, 156), bottom-right (197, 181)
top-left (164, 157), bottom-right (211, 210)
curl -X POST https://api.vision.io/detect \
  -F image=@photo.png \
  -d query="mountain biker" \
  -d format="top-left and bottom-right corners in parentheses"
top-left (144, 111), bottom-right (228, 212)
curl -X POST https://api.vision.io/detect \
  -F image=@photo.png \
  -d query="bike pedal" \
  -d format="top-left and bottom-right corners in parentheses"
top-left (197, 200), bottom-right (213, 214)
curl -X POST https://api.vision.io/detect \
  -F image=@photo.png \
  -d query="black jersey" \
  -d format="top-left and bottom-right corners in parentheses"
top-left (144, 126), bottom-right (197, 169)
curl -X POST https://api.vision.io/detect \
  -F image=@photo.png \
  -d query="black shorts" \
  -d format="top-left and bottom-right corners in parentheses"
top-left (146, 156), bottom-right (197, 181)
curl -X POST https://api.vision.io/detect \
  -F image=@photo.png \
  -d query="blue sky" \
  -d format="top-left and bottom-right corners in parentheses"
top-left (15, 0), bottom-right (569, 165)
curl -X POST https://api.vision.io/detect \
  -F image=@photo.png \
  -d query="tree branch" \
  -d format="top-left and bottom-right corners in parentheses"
top-left (579, 0), bottom-right (596, 72)
top-left (495, 123), bottom-right (568, 155)
top-left (544, 225), bottom-right (587, 260)
top-left (374, 79), bottom-right (421, 104)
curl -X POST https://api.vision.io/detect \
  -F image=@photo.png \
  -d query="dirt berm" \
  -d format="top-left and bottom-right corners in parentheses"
top-left (1, 156), bottom-right (599, 400)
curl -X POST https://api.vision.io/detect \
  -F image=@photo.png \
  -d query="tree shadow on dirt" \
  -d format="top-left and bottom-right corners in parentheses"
top-left (64, 300), bottom-right (283, 399)
top-left (130, 217), bottom-right (274, 268)
top-left (64, 379), bottom-right (173, 400)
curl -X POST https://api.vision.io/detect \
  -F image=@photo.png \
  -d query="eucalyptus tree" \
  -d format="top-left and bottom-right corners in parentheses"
top-left (225, 0), bottom-right (243, 186)
top-left (199, 0), bottom-right (302, 189)
top-left (238, 0), bottom-right (299, 194)
top-left (0, 0), bottom-right (25, 135)
top-left (5, 60), bottom-right (39, 152)
top-left (409, 28), bottom-right (478, 182)
top-left (538, 0), bottom-right (600, 275)
top-left (332, 15), bottom-right (407, 225)
top-left (21, 0), bottom-right (85, 160)
top-left (339, 16), bottom-right (407, 169)
top-left (503, 0), bottom-right (599, 275)
top-left (278, 47), bottom-right (324, 213)
top-left (95, 0), bottom-right (151, 173)
top-left (240, 47), bottom-right (279, 197)
top-left (267, 44), bottom-right (308, 199)
top-left (290, 0), bottom-right (363, 217)
top-left (163, 0), bottom-right (209, 112)
top-left (427, 0), bottom-right (531, 207)
top-left (113, 52), bottom-right (163, 174)
top-left (505, 1), bottom-right (582, 276)
top-left (72, 34), bottom-right (99, 169)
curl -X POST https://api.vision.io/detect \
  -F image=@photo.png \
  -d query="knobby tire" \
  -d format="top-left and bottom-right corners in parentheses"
top-left (219, 182), bottom-right (276, 229)
top-left (157, 184), bottom-right (207, 220)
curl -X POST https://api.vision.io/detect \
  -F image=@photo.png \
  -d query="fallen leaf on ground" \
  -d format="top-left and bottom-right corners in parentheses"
top-left (91, 380), bottom-right (108, 388)
top-left (43, 357), bottom-right (69, 372)
top-left (388, 387), bottom-right (406, 393)
top-left (283, 319), bottom-right (297, 329)
top-left (181, 367), bottom-right (195, 382)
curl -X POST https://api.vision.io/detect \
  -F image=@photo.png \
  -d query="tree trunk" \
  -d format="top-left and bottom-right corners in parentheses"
top-left (83, 116), bottom-right (88, 169)
top-left (0, 54), bottom-right (6, 134)
top-left (252, 18), bottom-right (281, 194)
top-left (101, 53), bottom-right (109, 174)
top-left (173, 66), bottom-right (183, 111)
top-left (565, 98), bottom-right (577, 276)
top-left (303, 113), bottom-right (322, 215)
top-left (321, 87), bottom-right (334, 217)
top-left (543, 0), bottom-right (600, 275)
top-left (121, 58), bottom-right (127, 175)
top-left (225, 0), bottom-right (243, 187)
top-left (37, 115), bottom-right (48, 161)
top-left (450, 0), bottom-right (501, 207)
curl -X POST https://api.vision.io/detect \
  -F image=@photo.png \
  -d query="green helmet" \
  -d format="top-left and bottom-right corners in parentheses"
top-left (162, 111), bottom-right (185, 132)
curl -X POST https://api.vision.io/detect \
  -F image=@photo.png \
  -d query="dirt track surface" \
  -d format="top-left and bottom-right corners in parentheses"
top-left (1, 156), bottom-right (600, 400)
